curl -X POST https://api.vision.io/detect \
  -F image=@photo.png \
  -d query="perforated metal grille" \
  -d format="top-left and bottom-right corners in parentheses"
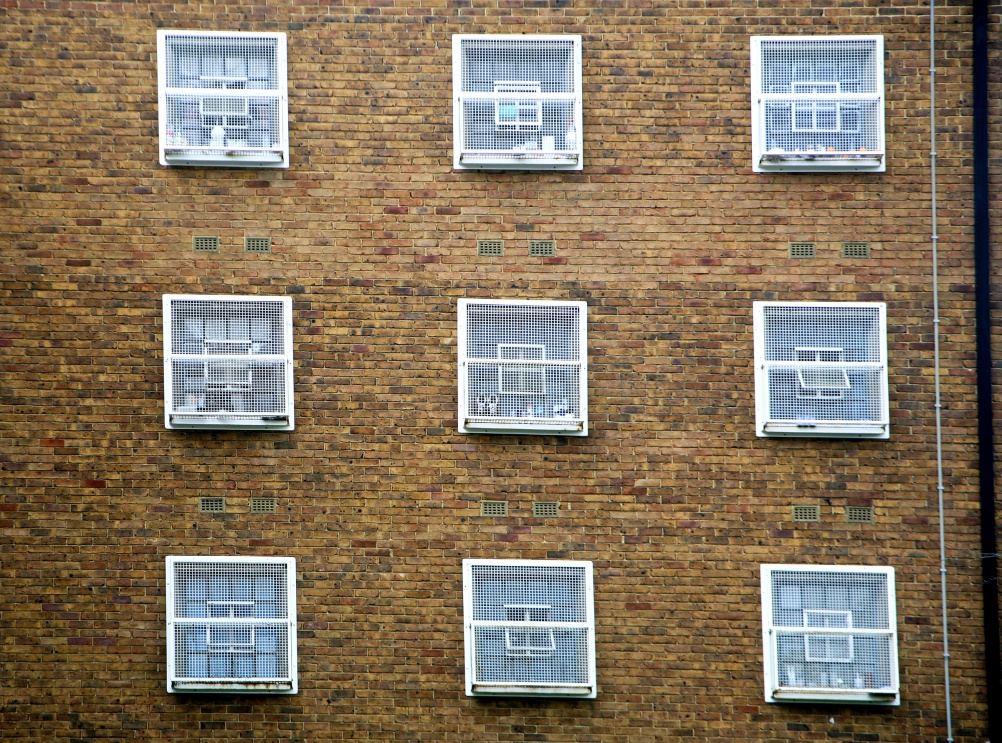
top-left (789, 241), bottom-right (816, 258)
top-left (462, 301), bottom-right (584, 426)
top-left (529, 240), bottom-right (556, 257)
top-left (756, 38), bottom-right (883, 162)
top-left (245, 237), bottom-right (272, 253)
top-left (533, 501), bottom-right (560, 517)
top-left (193, 236), bottom-right (220, 253)
top-left (842, 241), bottom-right (871, 258)
top-left (767, 568), bottom-right (895, 692)
top-left (199, 497), bottom-right (225, 513)
top-left (160, 32), bottom-right (285, 160)
top-left (456, 37), bottom-right (580, 165)
top-left (481, 500), bottom-right (509, 517)
top-left (468, 562), bottom-right (592, 687)
top-left (477, 240), bottom-right (504, 256)
top-left (792, 505), bottom-right (820, 522)
top-left (250, 496), bottom-right (277, 514)
top-left (847, 506), bottom-right (875, 523)
top-left (760, 304), bottom-right (886, 427)
top-left (169, 559), bottom-right (293, 683)
top-left (165, 296), bottom-right (292, 423)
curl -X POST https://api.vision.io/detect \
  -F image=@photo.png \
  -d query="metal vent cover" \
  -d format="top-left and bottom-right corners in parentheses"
top-left (842, 241), bottom-right (871, 258)
top-left (846, 505), bottom-right (875, 523)
top-left (529, 240), bottom-right (556, 257)
top-left (245, 237), bottom-right (272, 253)
top-left (199, 496), bottom-right (226, 513)
top-left (792, 505), bottom-right (820, 522)
top-left (532, 501), bottom-right (560, 517)
top-left (250, 496), bottom-right (277, 514)
top-left (193, 236), bottom-right (221, 253)
top-left (463, 559), bottom-right (596, 697)
top-left (478, 239), bottom-right (505, 256)
top-left (481, 500), bottom-right (509, 517)
top-left (789, 241), bottom-right (817, 259)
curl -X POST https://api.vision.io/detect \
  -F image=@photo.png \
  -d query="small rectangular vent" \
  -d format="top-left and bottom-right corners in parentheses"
top-left (532, 501), bottom-right (560, 518)
top-left (199, 496), bottom-right (225, 513)
top-left (842, 241), bottom-right (871, 258)
top-left (193, 236), bottom-right (220, 253)
top-left (478, 240), bottom-right (505, 257)
top-left (847, 505), bottom-right (875, 523)
top-left (245, 237), bottom-right (272, 253)
top-left (792, 505), bottom-right (820, 522)
top-left (789, 241), bottom-right (817, 259)
top-left (481, 500), bottom-right (509, 517)
top-left (529, 240), bottom-right (556, 257)
top-left (250, 496), bottom-right (277, 514)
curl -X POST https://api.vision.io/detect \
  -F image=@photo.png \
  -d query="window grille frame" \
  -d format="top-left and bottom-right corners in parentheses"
top-left (753, 301), bottom-right (889, 439)
top-left (458, 298), bottom-right (588, 436)
top-left (163, 294), bottom-right (295, 431)
top-left (462, 558), bottom-right (597, 698)
top-left (760, 564), bottom-right (899, 705)
top-left (157, 30), bottom-right (290, 169)
top-left (453, 34), bottom-right (584, 171)
top-left (751, 35), bottom-right (885, 173)
top-left (166, 555), bottom-right (298, 694)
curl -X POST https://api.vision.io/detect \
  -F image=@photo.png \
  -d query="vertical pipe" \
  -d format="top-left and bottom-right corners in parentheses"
top-left (972, 0), bottom-right (1002, 737)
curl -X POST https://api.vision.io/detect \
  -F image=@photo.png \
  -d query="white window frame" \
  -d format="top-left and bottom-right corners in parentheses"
top-left (463, 559), bottom-right (597, 698)
top-left (453, 34), bottom-right (583, 171)
top-left (163, 294), bottom-right (295, 430)
top-left (458, 298), bottom-right (588, 436)
top-left (751, 35), bottom-right (885, 172)
top-left (753, 301), bottom-right (889, 439)
top-left (166, 556), bottom-right (298, 694)
top-left (761, 564), bottom-right (899, 705)
top-left (157, 30), bottom-right (289, 168)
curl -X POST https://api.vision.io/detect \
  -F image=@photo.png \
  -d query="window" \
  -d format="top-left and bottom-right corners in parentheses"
top-left (453, 35), bottom-right (583, 170)
top-left (163, 295), bottom-right (294, 430)
top-left (751, 36), bottom-right (884, 172)
top-left (166, 556), bottom-right (297, 694)
top-left (458, 299), bottom-right (587, 436)
top-left (753, 302), bottom-right (888, 438)
top-left (463, 559), bottom-right (596, 697)
top-left (158, 30), bottom-right (289, 168)
top-left (760, 565), bottom-right (899, 705)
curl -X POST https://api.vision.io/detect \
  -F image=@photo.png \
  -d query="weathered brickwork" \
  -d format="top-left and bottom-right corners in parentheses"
top-left (1, 0), bottom-right (999, 740)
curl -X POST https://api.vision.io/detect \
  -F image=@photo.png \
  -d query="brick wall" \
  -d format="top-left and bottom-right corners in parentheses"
top-left (0, 0), bottom-right (997, 740)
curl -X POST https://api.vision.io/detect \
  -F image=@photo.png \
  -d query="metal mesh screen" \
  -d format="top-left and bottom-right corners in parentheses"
top-left (463, 302), bottom-right (583, 425)
top-left (161, 32), bottom-right (284, 157)
top-left (166, 297), bottom-right (291, 422)
top-left (757, 38), bottom-right (882, 162)
top-left (761, 304), bottom-right (885, 426)
top-left (768, 568), bottom-right (894, 692)
top-left (469, 563), bottom-right (591, 687)
top-left (170, 560), bottom-right (292, 682)
top-left (457, 37), bottom-right (579, 164)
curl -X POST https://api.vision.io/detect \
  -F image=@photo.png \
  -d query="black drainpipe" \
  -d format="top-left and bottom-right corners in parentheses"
top-left (972, 0), bottom-right (1001, 736)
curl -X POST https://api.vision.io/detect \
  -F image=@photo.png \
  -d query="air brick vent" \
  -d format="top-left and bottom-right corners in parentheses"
top-left (478, 240), bottom-right (505, 257)
top-left (193, 236), bottom-right (220, 253)
top-left (198, 496), bottom-right (225, 513)
top-left (481, 500), bottom-right (509, 517)
top-left (789, 241), bottom-right (817, 259)
top-left (792, 505), bottom-right (821, 522)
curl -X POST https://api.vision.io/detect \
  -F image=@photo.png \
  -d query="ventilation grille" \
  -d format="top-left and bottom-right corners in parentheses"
top-left (464, 560), bottom-right (595, 696)
top-left (481, 500), bottom-right (509, 517)
top-left (460, 299), bottom-right (586, 433)
top-left (532, 501), bottom-right (560, 517)
top-left (478, 240), bottom-right (505, 256)
top-left (245, 237), bottom-right (272, 253)
top-left (842, 241), bottom-right (871, 258)
top-left (193, 236), bottom-right (221, 253)
top-left (762, 565), bottom-right (897, 703)
top-left (792, 505), bottom-right (820, 522)
top-left (167, 557), bottom-right (296, 692)
top-left (250, 496), bottom-right (277, 514)
top-left (199, 496), bottom-right (226, 513)
top-left (789, 241), bottom-right (817, 259)
top-left (846, 505), bottom-right (875, 523)
top-left (529, 240), bottom-right (556, 257)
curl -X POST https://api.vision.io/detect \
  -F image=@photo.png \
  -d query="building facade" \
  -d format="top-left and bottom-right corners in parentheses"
top-left (1, 0), bottom-right (999, 740)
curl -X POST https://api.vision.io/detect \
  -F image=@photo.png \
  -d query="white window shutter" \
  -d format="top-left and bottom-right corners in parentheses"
top-left (163, 295), bottom-right (294, 430)
top-left (158, 30), bottom-right (289, 168)
top-left (463, 559), bottom-right (596, 698)
top-left (458, 299), bottom-right (588, 436)
top-left (760, 565), bottom-right (899, 705)
top-left (751, 36), bottom-right (884, 172)
top-left (166, 556), bottom-right (298, 694)
top-left (453, 35), bottom-right (583, 170)
top-left (753, 302), bottom-right (889, 438)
